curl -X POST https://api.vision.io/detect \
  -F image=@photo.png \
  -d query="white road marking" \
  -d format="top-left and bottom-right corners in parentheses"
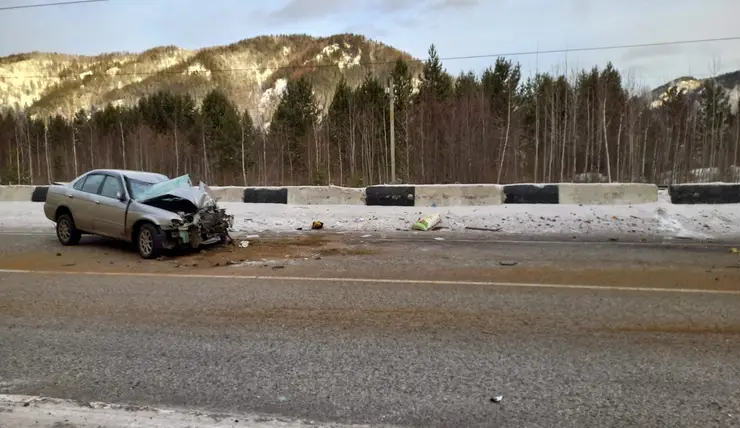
top-left (0, 268), bottom-right (738, 295)
top-left (0, 231), bottom-right (53, 236)
top-left (373, 237), bottom-right (726, 247)
top-left (0, 230), bottom-right (729, 248)
top-left (0, 394), bottom-right (384, 428)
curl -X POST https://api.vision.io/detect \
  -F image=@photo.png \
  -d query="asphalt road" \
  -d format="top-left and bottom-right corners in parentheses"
top-left (1, 232), bottom-right (740, 427)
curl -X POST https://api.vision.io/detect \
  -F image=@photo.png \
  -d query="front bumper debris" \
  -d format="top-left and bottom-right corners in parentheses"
top-left (164, 205), bottom-right (235, 249)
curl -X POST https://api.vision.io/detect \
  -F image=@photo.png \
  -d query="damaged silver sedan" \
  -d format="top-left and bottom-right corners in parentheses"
top-left (43, 169), bottom-right (234, 259)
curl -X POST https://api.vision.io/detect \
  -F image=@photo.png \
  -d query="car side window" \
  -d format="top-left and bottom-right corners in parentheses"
top-left (80, 173), bottom-right (105, 194)
top-left (99, 175), bottom-right (123, 199)
top-left (73, 177), bottom-right (86, 191)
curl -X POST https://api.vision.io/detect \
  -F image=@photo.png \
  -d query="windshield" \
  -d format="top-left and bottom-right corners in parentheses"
top-left (125, 178), bottom-right (157, 200)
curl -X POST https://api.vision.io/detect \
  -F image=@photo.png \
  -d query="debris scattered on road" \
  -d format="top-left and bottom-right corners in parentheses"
top-left (361, 234), bottom-right (372, 238)
top-left (55, 252), bottom-right (61, 256)
top-left (272, 265), bottom-right (285, 270)
top-left (490, 395), bottom-right (503, 403)
top-left (239, 240), bottom-right (249, 248)
top-left (311, 220), bottom-right (324, 230)
top-left (434, 237), bottom-right (445, 241)
top-left (730, 247), bottom-right (739, 254)
top-left (465, 226), bottom-right (502, 232)
top-left (499, 261), bottom-right (518, 266)
top-left (412, 213), bottom-right (441, 231)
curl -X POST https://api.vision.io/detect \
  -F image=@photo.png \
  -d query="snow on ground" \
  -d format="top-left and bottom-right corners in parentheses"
top-left (1, 190), bottom-right (739, 240)
top-left (0, 393), bottom-right (374, 428)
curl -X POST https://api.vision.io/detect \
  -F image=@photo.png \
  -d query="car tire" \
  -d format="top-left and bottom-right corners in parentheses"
top-left (137, 223), bottom-right (163, 259)
top-left (56, 213), bottom-right (82, 246)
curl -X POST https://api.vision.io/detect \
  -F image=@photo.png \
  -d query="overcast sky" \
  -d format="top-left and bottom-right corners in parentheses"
top-left (0, 0), bottom-right (738, 89)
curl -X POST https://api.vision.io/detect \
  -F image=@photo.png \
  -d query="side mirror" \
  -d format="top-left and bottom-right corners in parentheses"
top-left (116, 191), bottom-right (126, 202)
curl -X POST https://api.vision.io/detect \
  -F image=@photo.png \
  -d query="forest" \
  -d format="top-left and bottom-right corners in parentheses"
top-left (1, 44), bottom-right (739, 186)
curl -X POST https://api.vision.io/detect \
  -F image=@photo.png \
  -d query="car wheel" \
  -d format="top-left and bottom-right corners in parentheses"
top-left (56, 213), bottom-right (81, 246)
top-left (137, 223), bottom-right (163, 259)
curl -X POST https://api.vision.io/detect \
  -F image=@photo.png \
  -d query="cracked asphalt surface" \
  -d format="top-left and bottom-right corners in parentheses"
top-left (1, 231), bottom-right (739, 427)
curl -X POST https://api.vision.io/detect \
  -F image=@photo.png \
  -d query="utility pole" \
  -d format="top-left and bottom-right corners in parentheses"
top-left (389, 77), bottom-right (396, 183)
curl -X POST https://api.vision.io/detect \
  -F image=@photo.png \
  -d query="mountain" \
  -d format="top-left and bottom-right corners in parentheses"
top-left (650, 70), bottom-right (740, 113)
top-left (0, 33), bottom-right (421, 122)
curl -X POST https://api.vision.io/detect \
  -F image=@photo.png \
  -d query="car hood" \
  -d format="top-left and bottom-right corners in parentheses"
top-left (136, 175), bottom-right (218, 214)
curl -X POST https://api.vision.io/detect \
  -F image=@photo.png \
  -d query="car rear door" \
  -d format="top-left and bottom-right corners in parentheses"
top-left (93, 174), bottom-right (128, 239)
top-left (71, 173), bottom-right (106, 232)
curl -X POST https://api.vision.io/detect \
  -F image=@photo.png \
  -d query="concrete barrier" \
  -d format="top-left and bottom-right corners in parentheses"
top-left (558, 183), bottom-right (658, 205)
top-left (0, 182), bottom-right (732, 205)
top-left (414, 184), bottom-right (504, 206)
top-left (0, 185), bottom-right (38, 201)
top-left (287, 186), bottom-right (365, 205)
top-left (669, 183), bottom-right (740, 204)
top-left (209, 187), bottom-right (244, 203)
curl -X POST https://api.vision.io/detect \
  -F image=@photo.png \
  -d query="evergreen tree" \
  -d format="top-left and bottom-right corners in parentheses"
top-left (482, 58), bottom-right (521, 118)
top-left (419, 44), bottom-right (453, 100)
top-left (699, 78), bottom-right (732, 169)
top-left (391, 59), bottom-right (414, 180)
top-left (239, 109), bottom-right (255, 184)
top-left (327, 76), bottom-right (354, 180)
top-left (201, 89), bottom-right (242, 171)
top-left (270, 76), bottom-right (319, 174)
top-left (455, 71), bottom-right (479, 98)
top-left (391, 58), bottom-right (413, 105)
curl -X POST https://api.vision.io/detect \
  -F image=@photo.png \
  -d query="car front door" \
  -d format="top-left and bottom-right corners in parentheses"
top-left (93, 174), bottom-right (129, 239)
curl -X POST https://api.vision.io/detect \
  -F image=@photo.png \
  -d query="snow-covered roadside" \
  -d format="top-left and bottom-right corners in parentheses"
top-left (1, 191), bottom-right (739, 240)
top-left (0, 393), bottom-right (379, 428)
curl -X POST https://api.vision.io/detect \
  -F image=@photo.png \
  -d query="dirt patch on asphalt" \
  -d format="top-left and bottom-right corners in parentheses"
top-left (2, 233), bottom-right (739, 292)
top-left (0, 233), bottom-right (377, 273)
top-left (163, 235), bottom-right (376, 269)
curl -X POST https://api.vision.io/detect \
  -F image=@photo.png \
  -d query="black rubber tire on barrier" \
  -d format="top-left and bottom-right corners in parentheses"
top-left (31, 186), bottom-right (49, 202)
top-left (365, 186), bottom-right (415, 206)
top-left (243, 188), bottom-right (288, 204)
top-left (668, 184), bottom-right (740, 204)
top-left (503, 184), bottom-right (559, 204)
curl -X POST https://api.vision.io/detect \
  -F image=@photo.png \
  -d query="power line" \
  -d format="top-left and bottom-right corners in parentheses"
top-left (0, 0), bottom-right (107, 11)
top-left (1, 35), bottom-right (740, 80)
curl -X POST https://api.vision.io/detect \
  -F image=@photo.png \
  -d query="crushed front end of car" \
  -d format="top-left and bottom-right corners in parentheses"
top-left (137, 175), bottom-right (235, 249)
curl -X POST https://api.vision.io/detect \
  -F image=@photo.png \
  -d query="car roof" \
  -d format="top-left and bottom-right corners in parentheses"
top-left (84, 169), bottom-right (170, 183)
